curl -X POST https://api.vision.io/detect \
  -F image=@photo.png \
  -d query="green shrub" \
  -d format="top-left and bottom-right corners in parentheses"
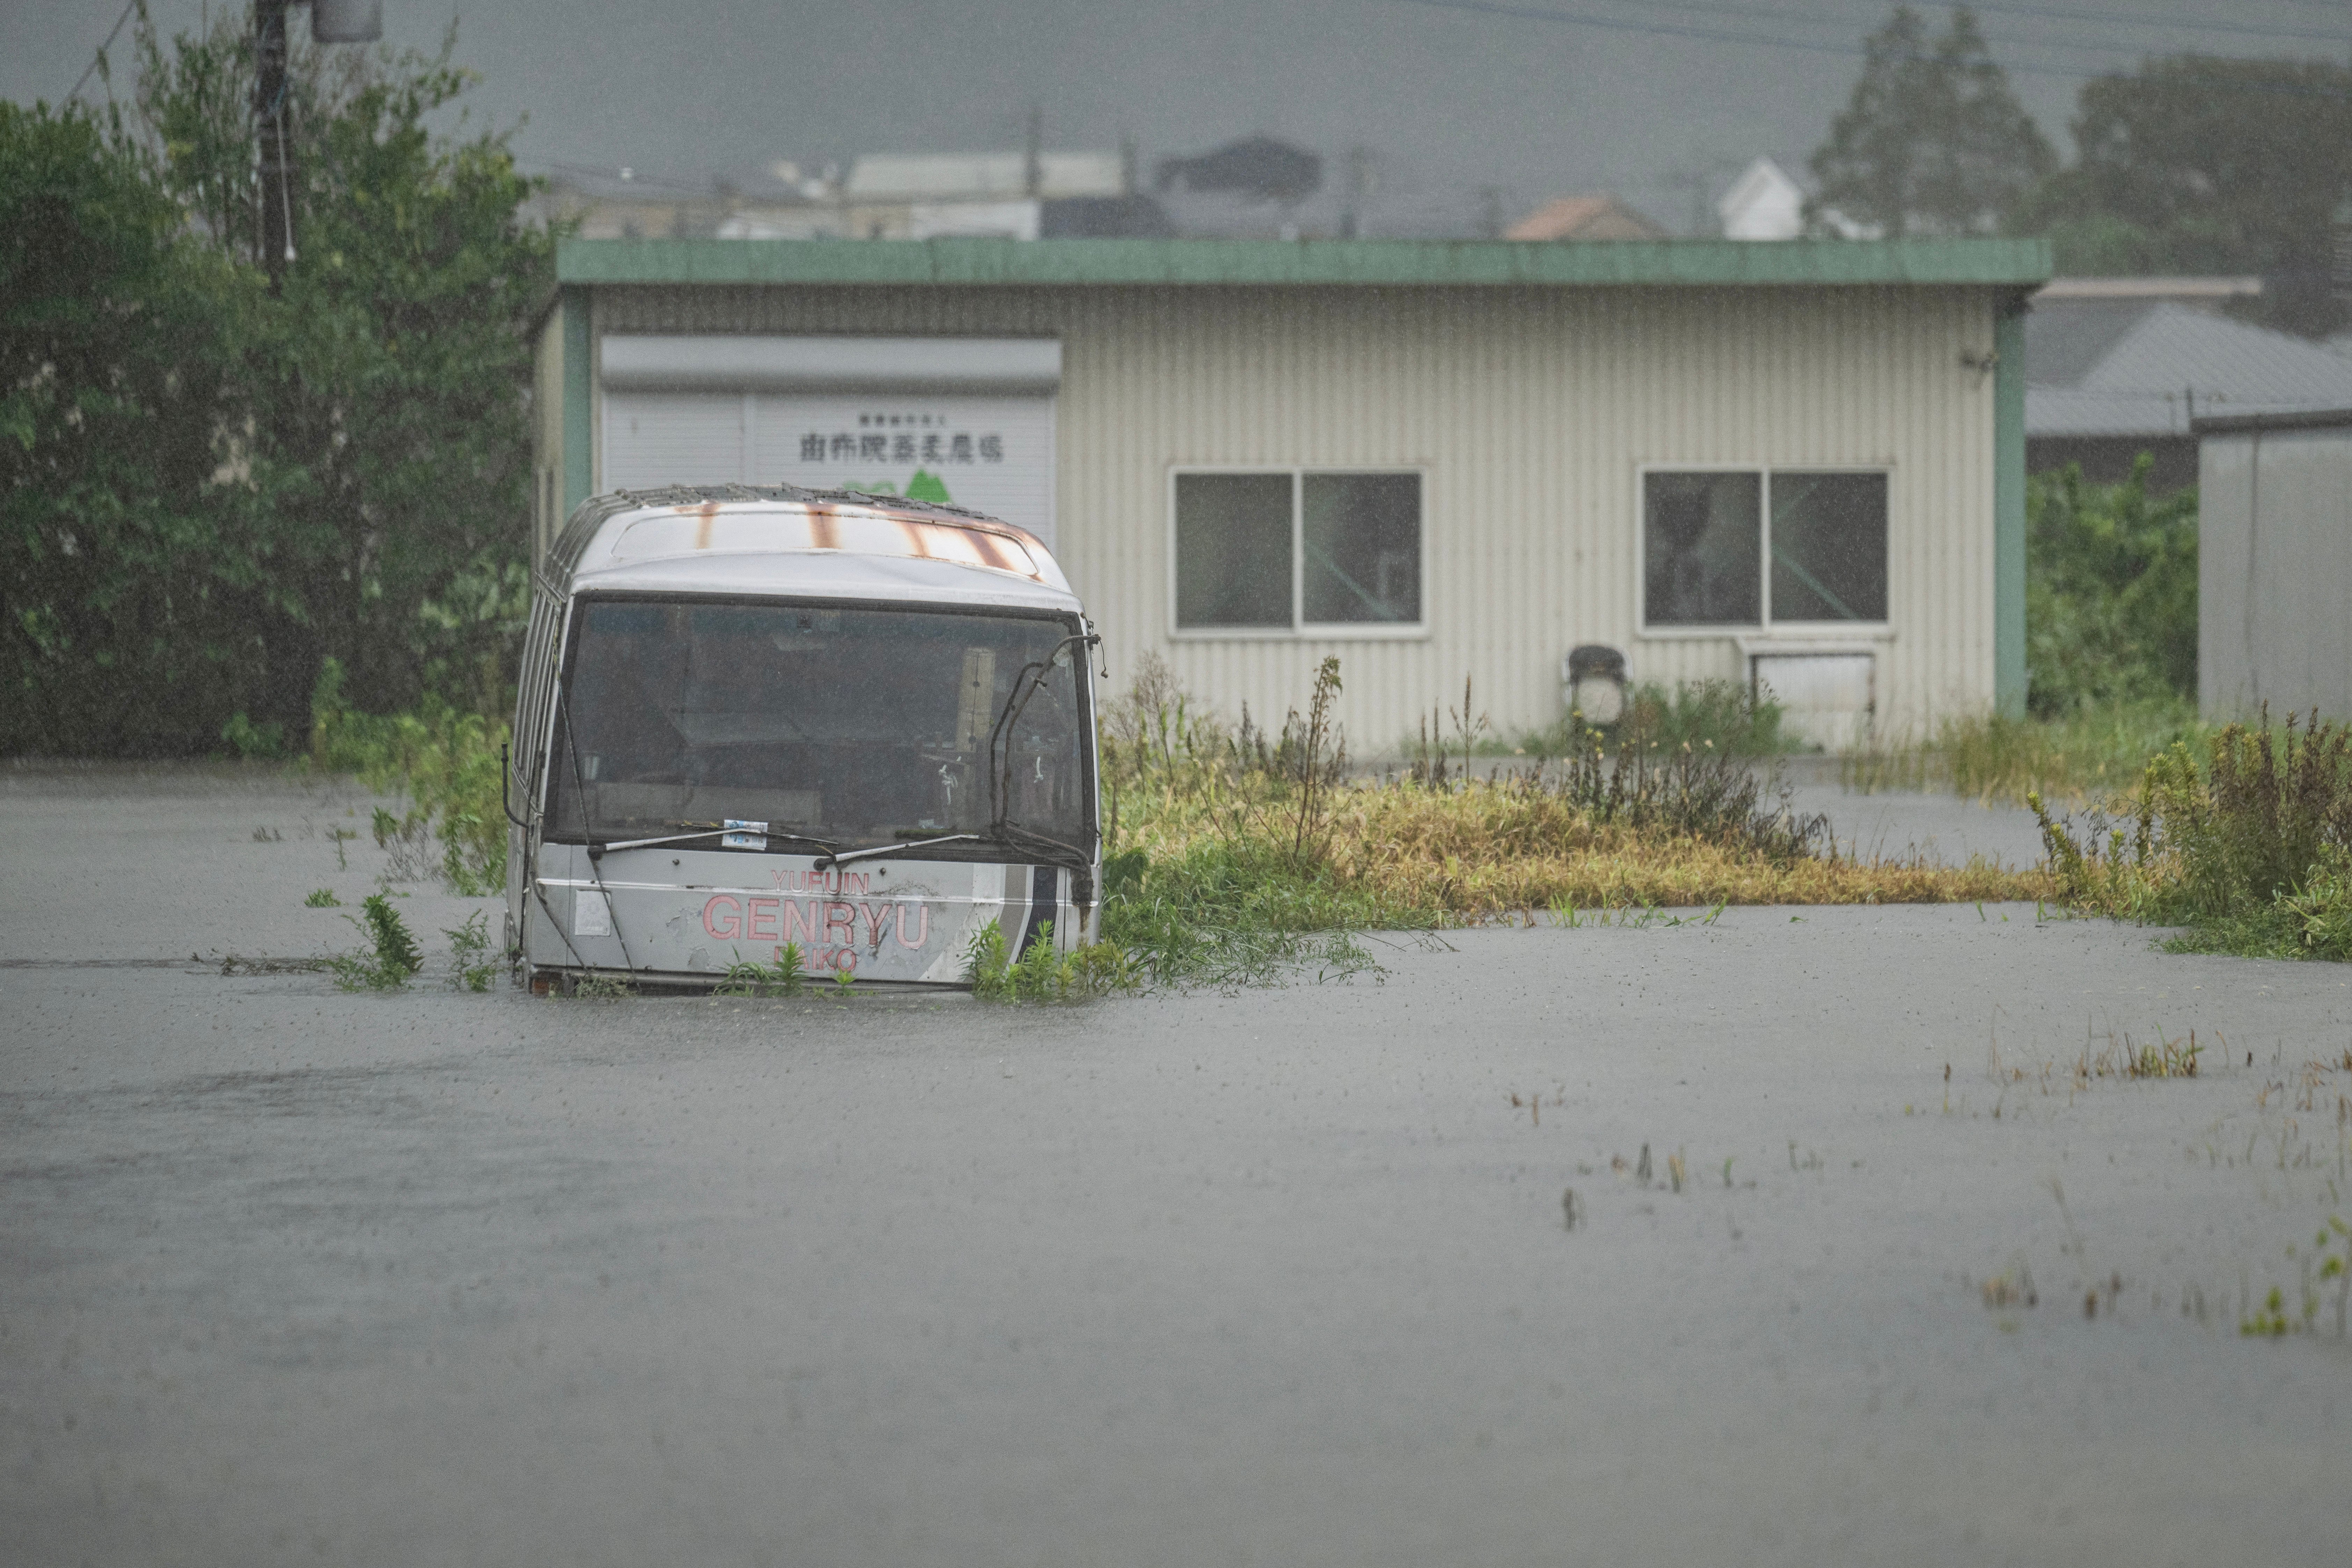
top-left (2026, 460), bottom-right (2197, 715)
top-left (332, 892), bottom-right (424, 991)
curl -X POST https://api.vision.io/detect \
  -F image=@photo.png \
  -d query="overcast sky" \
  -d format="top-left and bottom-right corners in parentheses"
top-left (14, 0), bottom-right (2350, 234)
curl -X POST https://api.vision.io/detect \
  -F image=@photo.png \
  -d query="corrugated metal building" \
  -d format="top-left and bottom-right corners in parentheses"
top-left (2194, 407), bottom-right (2352, 721)
top-left (534, 238), bottom-right (2047, 749)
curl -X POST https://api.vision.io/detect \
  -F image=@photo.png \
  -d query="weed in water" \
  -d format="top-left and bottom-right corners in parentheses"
top-left (331, 892), bottom-right (423, 991)
top-left (310, 666), bottom-right (509, 895)
top-left (444, 910), bottom-right (497, 992)
top-left (718, 943), bottom-right (807, 998)
top-left (1980, 1257), bottom-right (2038, 1309)
top-left (566, 971), bottom-right (630, 1000)
top-left (964, 920), bottom-right (1012, 1000)
top-left (303, 888), bottom-right (341, 908)
top-left (372, 805), bottom-right (438, 883)
top-left (967, 918), bottom-right (1136, 1002)
top-left (2241, 1286), bottom-right (2294, 1338)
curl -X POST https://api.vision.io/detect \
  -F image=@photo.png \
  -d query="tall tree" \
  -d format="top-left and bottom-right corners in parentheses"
top-left (0, 101), bottom-right (254, 755)
top-left (5, 16), bottom-right (551, 758)
top-left (2016, 56), bottom-right (2352, 336)
top-left (1809, 6), bottom-right (2055, 237)
top-left (134, 14), bottom-right (552, 730)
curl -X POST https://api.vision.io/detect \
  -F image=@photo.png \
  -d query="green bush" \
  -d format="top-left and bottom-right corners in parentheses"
top-left (332, 892), bottom-right (424, 991)
top-left (2026, 460), bottom-right (2197, 715)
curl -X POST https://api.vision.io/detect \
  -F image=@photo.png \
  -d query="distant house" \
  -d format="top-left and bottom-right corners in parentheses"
top-left (1718, 158), bottom-right (1804, 241)
top-left (2026, 278), bottom-right (2352, 490)
top-left (541, 150), bottom-right (1149, 243)
top-left (1504, 196), bottom-right (1668, 242)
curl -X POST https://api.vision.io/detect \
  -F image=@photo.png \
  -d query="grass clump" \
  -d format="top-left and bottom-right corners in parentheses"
top-left (966, 919), bottom-right (1136, 1001)
top-left (1486, 679), bottom-right (1791, 760)
top-left (718, 942), bottom-right (806, 998)
top-left (2034, 709), bottom-right (2352, 959)
top-left (304, 887), bottom-right (341, 908)
top-left (1845, 697), bottom-right (2213, 806)
top-left (1097, 655), bottom-right (2050, 987)
top-left (332, 891), bottom-right (424, 991)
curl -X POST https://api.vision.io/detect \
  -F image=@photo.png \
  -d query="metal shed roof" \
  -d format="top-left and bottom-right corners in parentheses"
top-left (555, 236), bottom-right (2050, 289)
top-left (2027, 300), bottom-right (2352, 438)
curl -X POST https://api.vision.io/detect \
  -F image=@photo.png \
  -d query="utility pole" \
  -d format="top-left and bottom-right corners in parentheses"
top-left (252, 0), bottom-right (383, 292)
top-left (254, 0), bottom-right (294, 287)
top-left (1022, 103), bottom-right (1043, 198)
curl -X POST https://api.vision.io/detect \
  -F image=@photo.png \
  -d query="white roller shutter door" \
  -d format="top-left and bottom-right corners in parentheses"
top-left (599, 337), bottom-right (1060, 549)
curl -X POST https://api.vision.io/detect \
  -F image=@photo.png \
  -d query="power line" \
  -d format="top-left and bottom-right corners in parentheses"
top-left (1960, 0), bottom-right (2350, 47)
top-left (66, 0), bottom-right (139, 104)
top-left (1623, 0), bottom-right (2348, 61)
top-left (1385, 0), bottom-right (2352, 93)
top-left (1389, 0), bottom-right (2084, 76)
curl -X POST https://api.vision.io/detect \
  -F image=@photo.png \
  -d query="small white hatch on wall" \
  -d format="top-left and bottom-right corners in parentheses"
top-left (1748, 649), bottom-right (1874, 752)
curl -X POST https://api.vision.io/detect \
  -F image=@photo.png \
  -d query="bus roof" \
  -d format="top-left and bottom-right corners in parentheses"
top-left (544, 486), bottom-right (1077, 611)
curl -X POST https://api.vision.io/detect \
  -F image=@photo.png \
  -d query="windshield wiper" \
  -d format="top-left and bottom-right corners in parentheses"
top-left (595, 823), bottom-right (836, 855)
top-left (815, 832), bottom-right (982, 870)
top-left (816, 823), bottom-right (1091, 875)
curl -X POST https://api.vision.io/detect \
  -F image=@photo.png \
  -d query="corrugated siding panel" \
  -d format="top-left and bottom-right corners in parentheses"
top-left (596, 283), bottom-right (1997, 749)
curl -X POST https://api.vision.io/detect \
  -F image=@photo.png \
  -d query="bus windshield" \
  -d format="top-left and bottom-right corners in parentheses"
top-left (543, 598), bottom-right (1089, 854)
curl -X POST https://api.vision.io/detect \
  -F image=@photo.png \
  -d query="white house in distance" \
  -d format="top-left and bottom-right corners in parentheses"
top-left (533, 236), bottom-right (2049, 750)
top-left (1718, 158), bottom-right (1805, 241)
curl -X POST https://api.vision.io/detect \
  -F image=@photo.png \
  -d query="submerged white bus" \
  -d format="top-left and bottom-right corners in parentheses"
top-left (505, 486), bottom-right (1102, 992)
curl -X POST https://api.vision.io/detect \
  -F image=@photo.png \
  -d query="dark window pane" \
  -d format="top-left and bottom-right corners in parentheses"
top-left (545, 600), bottom-right (1086, 848)
top-left (1302, 473), bottom-right (1421, 624)
top-left (1175, 473), bottom-right (1293, 628)
top-left (1770, 472), bottom-right (1887, 622)
top-left (1644, 472), bottom-right (1761, 626)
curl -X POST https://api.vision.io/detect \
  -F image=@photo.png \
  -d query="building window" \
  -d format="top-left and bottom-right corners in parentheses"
top-left (1174, 469), bottom-right (1423, 633)
top-left (1643, 469), bottom-right (1887, 628)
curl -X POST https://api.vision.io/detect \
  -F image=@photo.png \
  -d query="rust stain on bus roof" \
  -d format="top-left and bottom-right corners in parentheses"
top-left (806, 504), bottom-right (840, 553)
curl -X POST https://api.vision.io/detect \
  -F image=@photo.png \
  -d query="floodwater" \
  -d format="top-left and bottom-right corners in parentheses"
top-left (3, 766), bottom-right (2347, 1566)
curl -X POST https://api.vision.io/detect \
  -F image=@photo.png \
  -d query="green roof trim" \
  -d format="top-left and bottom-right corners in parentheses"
top-left (557, 236), bottom-right (2052, 289)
